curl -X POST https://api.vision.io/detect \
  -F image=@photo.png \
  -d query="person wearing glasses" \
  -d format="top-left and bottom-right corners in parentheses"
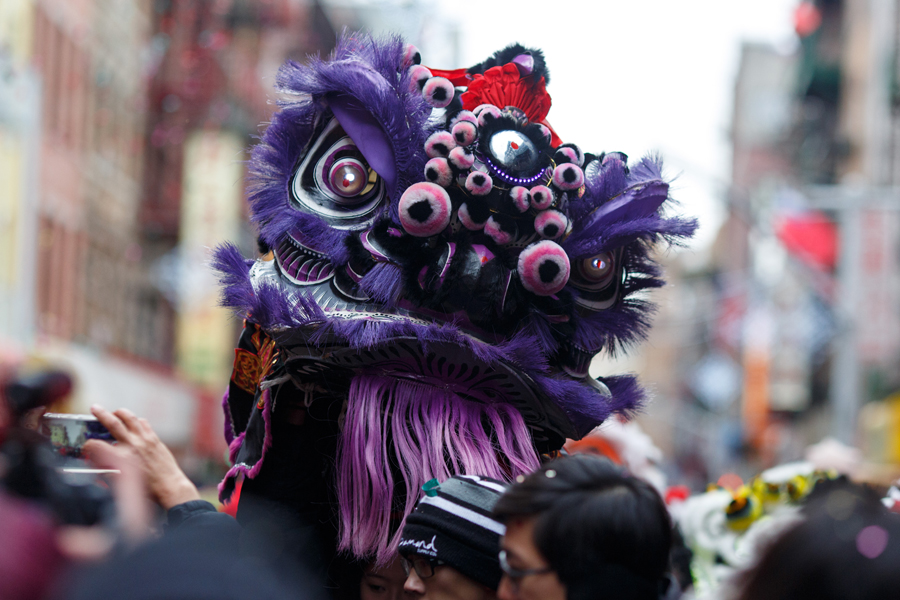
top-left (492, 455), bottom-right (677, 600)
top-left (398, 475), bottom-right (508, 599)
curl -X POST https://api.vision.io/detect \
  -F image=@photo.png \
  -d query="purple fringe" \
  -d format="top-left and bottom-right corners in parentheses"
top-left (222, 388), bottom-right (234, 446)
top-left (212, 243), bottom-right (644, 436)
top-left (359, 262), bottom-right (405, 304)
top-left (217, 388), bottom-right (274, 502)
top-left (336, 375), bottom-right (540, 564)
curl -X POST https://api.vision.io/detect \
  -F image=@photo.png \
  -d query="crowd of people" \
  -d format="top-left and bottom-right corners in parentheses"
top-left (3, 399), bottom-right (899, 600)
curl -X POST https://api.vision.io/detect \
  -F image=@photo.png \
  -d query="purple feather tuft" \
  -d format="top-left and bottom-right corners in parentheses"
top-left (533, 373), bottom-right (646, 439)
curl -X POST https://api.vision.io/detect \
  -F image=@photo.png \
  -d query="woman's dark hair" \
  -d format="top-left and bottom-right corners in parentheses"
top-left (734, 480), bottom-right (900, 600)
top-left (493, 454), bottom-right (672, 600)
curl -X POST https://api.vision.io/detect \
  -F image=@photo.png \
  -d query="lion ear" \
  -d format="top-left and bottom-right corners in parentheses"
top-left (327, 93), bottom-right (397, 196)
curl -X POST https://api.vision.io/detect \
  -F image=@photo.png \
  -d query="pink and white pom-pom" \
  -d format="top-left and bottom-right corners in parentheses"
top-left (425, 130), bottom-right (456, 158)
top-left (424, 157), bottom-right (453, 187)
top-left (484, 216), bottom-right (514, 245)
top-left (450, 110), bottom-right (477, 126)
top-left (457, 203), bottom-right (486, 231)
top-left (408, 64), bottom-right (432, 92)
top-left (529, 185), bottom-right (555, 210)
top-left (510, 186), bottom-right (531, 213)
top-left (422, 77), bottom-right (455, 108)
top-left (552, 163), bottom-right (585, 191)
top-left (554, 144), bottom-right (584, 167)
top-left (536, 123), bottom-right (552, 144)
top-left (402, 43), bottom-right (421, 68)
top-left (451, 120), bottom-right (478, 146)
top-left (448, 146), bottom-right (475, 170)
top-left (517, 240), bottom-right (571, 296)
top-left (474, 104), bottom-right (502, 127)
top-left (465, 171), bottom-right (493, 196)
top-left (398, 182), bottom-right (452, 237)
top-left (535, 209), bottom-right (568, 239)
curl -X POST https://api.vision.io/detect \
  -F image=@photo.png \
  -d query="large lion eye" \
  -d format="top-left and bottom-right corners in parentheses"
top-left (488, 130), bottom-right (540, 176)
top-left (569, 249), bottom-right (623, 310)
top-left (578, 253), bottom-right (614, 285)
top-left (328, 157), bottom-right (368, 197)
top-left (290, 118), bottom-right (386, 226)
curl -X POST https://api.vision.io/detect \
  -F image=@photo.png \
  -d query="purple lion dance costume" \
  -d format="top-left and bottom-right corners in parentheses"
top-left (215, 33), bottom-right (697, 568)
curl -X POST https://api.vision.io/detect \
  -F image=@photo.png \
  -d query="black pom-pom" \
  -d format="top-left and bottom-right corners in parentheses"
top-left (466, 43), bottom-right (550, 85)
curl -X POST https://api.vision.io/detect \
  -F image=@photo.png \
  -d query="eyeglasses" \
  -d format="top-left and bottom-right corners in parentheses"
top-left (402, 555), bottom-right (445, 579)
top-left (499, 550), bottom-right (553, 590)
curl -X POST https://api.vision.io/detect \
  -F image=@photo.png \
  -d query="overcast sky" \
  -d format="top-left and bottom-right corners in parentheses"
top-left (427, 0), bottom-right (800, 251)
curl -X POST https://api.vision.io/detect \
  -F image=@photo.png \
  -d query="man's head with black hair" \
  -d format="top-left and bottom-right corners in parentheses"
top-left (493, 454), bottom-right (672, 600)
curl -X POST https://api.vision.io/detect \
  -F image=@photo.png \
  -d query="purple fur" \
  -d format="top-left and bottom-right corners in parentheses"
top-left (559, 154), bottom-right (697, 357)
top-left (533, 373), bottom-right (645, 439)
top-left (214, 242), bottom-right (551, 374)
top-left (625, 153), bottom-right (666, 186)
top-left (246, 33), bottom-right (436, 260)
top-left (359, 262), bottom-right (405, 304)
top-left (572, 297), bottom-right (657, 356)
top-left (269, 33), bottom-right (435, 225)
top-left (337, 374), bottom-right (539, 564)
top-left (602, 374), bottom-right (646, 420)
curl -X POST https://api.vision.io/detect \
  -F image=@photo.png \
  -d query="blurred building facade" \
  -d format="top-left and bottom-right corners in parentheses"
top-left (0, 0), bottom-right (336, 463)
top-left (660, 0), bottom-right (900, 484)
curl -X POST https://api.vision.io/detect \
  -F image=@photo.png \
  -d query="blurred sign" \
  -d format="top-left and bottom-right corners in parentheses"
top-left (175, 130), bottom-right (243, 388)
top-left (742, 308), bottom-right (771, 447)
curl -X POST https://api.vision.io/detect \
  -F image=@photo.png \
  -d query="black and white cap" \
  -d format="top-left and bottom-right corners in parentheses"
top-left (398, 475), bottom-right (508, 590)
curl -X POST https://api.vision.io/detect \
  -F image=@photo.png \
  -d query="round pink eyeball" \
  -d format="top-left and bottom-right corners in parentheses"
top-left (518, 240), bottom-right (571, 296)
top-left (408, 64), bottom-right (432, 92)
top-left (451, 120), bottom-right (477, 146)
top-left (465, 171), bottom-right (493, 196)
top-left (399, 182), bottom-right (452, 237)
top-left (529, 185), bottom-right (555, 210)
top-left (425, 130), bottom-right (456, 158)
top-left (484, 216), bottom-right (514, 245)
top-left (510, 186), bottom-right (531, 213)
top-left (535, 209), bottom-right (568, 239)
top-left (449, 146), bottom-right (475, 170)
top-left (475, 104), bottom-right (502, 127)
top-left (552, 163), bottom-right (584, 191)
top-left (422, 77), bottom-right (455, 108)
top-left (424, 157), bottom-right (453, 187)
top-left (458, 203), bottom-right (486, 231)
top-left (402, 44), bottom-right (421, 68)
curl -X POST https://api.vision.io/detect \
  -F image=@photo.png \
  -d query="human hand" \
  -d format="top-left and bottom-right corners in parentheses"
top-left (57, 439), bottom-right (154, 560)
top-left (85, 405), bottom-right (201, 510)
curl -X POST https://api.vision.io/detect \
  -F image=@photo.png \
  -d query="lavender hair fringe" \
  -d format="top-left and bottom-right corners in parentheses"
top-left (336, 375), bottom-right (540, 564)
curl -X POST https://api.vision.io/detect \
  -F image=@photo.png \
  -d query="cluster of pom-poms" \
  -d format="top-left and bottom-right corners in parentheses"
top-left (397, 49), bottom-right (590, 296)
top-left (405, 46), bottom-right (455, 109)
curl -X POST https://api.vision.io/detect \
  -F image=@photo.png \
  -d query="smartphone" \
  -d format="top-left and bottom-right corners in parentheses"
top-left (40, 413), bottom-right (113, 459)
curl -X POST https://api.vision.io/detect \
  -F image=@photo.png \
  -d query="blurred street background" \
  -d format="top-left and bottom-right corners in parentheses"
top-left (2, 0), bottom-right (899, 490)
